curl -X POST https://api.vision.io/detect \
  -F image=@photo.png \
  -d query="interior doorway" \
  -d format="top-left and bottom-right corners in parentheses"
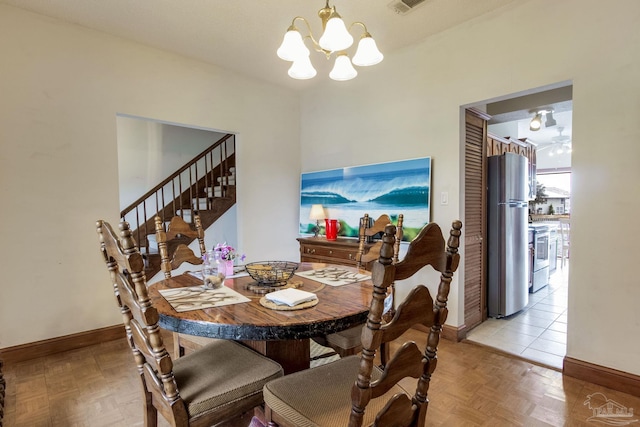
top-left (462, 83), bottom-right (572, 370)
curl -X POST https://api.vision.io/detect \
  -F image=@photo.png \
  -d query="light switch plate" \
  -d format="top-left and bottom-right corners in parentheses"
top-left (441, 191), bottom-right (449, 205)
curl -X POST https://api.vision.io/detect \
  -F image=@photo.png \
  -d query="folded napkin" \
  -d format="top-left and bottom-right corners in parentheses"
top-left (265, 288), bottom-right (318, 307)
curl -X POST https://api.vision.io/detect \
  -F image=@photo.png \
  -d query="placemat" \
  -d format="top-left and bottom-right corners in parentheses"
top-left (295, 267), bottom-right (370, 287)
top-left (259, 296), bottom-right (319, 311)
top-left (159, 286), bottom-right (250, 312)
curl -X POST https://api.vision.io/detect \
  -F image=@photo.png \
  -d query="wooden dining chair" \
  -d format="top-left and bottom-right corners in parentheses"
top-left (97, 220), bottom-right (283, 427)
top-left (320, 214), bottom-right (403, 360)
top-left (263, 220), bottom-right (462, 427)
top-left (356, 214), bottom-right (404, 320)
top-left (154, 215), bottom-right (217, 358)
top-left (155, 215), bottom-right (204, 279)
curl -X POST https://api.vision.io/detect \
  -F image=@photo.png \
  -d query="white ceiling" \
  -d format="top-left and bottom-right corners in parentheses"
top-left (3, 0), bottom-right (571, 153)
top-left (1, 0), bottom-right (515, 90)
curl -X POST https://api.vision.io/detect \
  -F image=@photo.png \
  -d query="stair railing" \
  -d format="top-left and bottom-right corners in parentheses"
top-left (120, 133), bottom-right (235, 253)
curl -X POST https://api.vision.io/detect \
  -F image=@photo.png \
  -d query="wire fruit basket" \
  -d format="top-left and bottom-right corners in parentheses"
top-left (245, 261), bottom-right (299, 285)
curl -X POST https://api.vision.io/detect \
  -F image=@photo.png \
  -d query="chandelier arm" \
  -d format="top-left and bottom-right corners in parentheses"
top-left (350, 21), bottom-right (367, 31)
top-left (349, 21), bottom-right (369, 35)
top-left (293, 16), bottom-right (332, 58)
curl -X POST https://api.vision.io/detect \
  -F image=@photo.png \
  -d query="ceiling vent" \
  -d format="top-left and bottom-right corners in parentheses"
top-left (388, 0), bottom-right (428, 15)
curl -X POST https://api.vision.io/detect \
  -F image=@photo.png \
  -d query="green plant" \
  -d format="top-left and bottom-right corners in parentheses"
top-left (548, 204), bottom-right (555, 215)
top-left (529, 183), bottom-right (548, 213)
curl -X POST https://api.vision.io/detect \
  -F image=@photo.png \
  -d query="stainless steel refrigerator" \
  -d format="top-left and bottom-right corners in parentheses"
top-left (487, 153), bottom-right (529, 318)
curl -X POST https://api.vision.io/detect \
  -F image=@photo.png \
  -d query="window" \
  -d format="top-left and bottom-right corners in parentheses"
top-left (536, 172), bottom-right (571, 214)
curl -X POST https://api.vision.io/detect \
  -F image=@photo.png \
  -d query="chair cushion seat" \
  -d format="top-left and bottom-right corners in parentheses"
top-left (173, 340), bottom-right (283, 419)
top-left (263, 355), bottom-right (408, 427)
top-left (326, 325), bottom-right (363, 350)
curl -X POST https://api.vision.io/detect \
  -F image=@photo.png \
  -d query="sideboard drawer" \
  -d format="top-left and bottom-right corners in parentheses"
top-left (303, 245), bottom-right (357, 262)
top-left (297, 237), bottom-right (375, 270)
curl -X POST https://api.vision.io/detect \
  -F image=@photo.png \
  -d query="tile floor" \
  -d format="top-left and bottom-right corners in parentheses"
top-left (466, 262), bottom-right (569, 370)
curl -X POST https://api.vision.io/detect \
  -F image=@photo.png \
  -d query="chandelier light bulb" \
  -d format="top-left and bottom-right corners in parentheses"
top-left (352, 34), bottom-right (383, 66)
top-left (277, 28), bottom-right (309, 61)
top-left (288, 55), bottom-right (317, 80)
top-left (319, 12), bottom-right (353, 52)
top-left (329, 53), bottom-right (357, 81)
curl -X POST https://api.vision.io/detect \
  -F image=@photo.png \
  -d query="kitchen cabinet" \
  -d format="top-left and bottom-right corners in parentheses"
top-left (297, 237), bottom-right (376, 270)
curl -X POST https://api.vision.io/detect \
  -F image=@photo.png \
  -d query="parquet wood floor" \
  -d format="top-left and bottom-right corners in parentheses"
top-left (3, 329), bottom-right (640, 426)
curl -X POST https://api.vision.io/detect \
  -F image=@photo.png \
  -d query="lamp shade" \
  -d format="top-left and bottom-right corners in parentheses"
top-left (352, 35), bottom-right (383, 66)
top-left (329, 53), bottom-right (357, 81)
top-left (319, 14), bottom-right (353, 52)
top-left (277, 29), bottom-right (309, 61)
top-left (309, 204), bottom-right (326, 220)
top-left (288, 55), bottom-right (317, 80)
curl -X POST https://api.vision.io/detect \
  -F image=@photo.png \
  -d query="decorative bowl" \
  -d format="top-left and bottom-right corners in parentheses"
top-left (245, 261), bottom-right (299, 285)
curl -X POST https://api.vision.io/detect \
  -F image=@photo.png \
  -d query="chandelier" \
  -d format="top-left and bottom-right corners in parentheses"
top-left (277, 1), bottom-right (383, 81)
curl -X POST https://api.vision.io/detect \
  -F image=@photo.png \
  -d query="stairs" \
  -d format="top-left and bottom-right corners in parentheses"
top-left (120, 134), bottom-right (237, 280)
top-left (143, 167), bottom-right (237, 279)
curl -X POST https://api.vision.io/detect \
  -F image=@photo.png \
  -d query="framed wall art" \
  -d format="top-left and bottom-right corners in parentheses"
top-left (299, 157), bottom-right (431, 241)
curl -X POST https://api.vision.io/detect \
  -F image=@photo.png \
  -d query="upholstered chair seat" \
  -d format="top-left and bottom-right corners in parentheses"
top-left (264, 356), bottom-right (405, 427)
top-left (173, 339), bottom-right (283, 420)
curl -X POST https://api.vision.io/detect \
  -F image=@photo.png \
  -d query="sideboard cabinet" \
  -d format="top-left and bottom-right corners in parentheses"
top-left (297, 237), bottom-right (376, 271)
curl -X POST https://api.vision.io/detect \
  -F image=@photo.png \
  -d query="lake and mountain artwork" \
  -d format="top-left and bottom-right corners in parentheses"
top-left (300, 157), bottom-right (431, 241)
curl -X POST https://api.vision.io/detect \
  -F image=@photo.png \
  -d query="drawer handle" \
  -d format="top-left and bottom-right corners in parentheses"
top-left (348, 254), bottom-right (353, 259)
top-left (329, 250), bottom-right (333, 255)
top-left (309, 249), bottom-right (315, 254)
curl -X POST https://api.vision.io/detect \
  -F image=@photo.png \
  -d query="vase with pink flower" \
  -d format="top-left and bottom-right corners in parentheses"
top-left (214, 242), bottom-right (245, 277)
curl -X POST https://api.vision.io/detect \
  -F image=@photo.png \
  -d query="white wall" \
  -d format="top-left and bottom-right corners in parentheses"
top-left (0, 5), bottom-right (301, 348)
top-left (116, 116), bottom-right (226, 209)
top-left (299, 0), bottom-right (640, 375)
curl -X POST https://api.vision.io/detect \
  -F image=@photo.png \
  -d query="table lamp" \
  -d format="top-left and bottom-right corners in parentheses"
top-left (309, 204), bottom-right (326, 238)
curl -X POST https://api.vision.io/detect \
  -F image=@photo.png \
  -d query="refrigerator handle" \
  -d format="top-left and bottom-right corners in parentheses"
top-left (507, 200), bottom-right (528, 208)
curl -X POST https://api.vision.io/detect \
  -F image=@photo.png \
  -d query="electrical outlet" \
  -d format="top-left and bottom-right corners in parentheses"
top-left (441, 191), bottom-right (449, 205)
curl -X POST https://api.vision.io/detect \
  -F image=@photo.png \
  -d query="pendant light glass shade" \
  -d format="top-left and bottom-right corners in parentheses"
top-left (319, 15), bottom-right (353, 52)
top-left (277, 29), bottom-right (309, 61)
top-left (288, 55), bottom-right (317, 80)
top-left (352, 35), bottom-right (384, 66)
top-left (329, 53), bottom-right (357, 81)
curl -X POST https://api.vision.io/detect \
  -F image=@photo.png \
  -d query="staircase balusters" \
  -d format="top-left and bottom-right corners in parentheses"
top-left (120, 134), bottom-right (236, 253)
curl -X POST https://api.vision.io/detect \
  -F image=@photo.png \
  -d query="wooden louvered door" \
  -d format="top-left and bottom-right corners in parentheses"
top-left (463, 108), bottom-right (490, 331)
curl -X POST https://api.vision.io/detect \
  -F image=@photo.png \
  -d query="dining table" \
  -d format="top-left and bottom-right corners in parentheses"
top-left (148, 262), bottom-right (373, 374)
